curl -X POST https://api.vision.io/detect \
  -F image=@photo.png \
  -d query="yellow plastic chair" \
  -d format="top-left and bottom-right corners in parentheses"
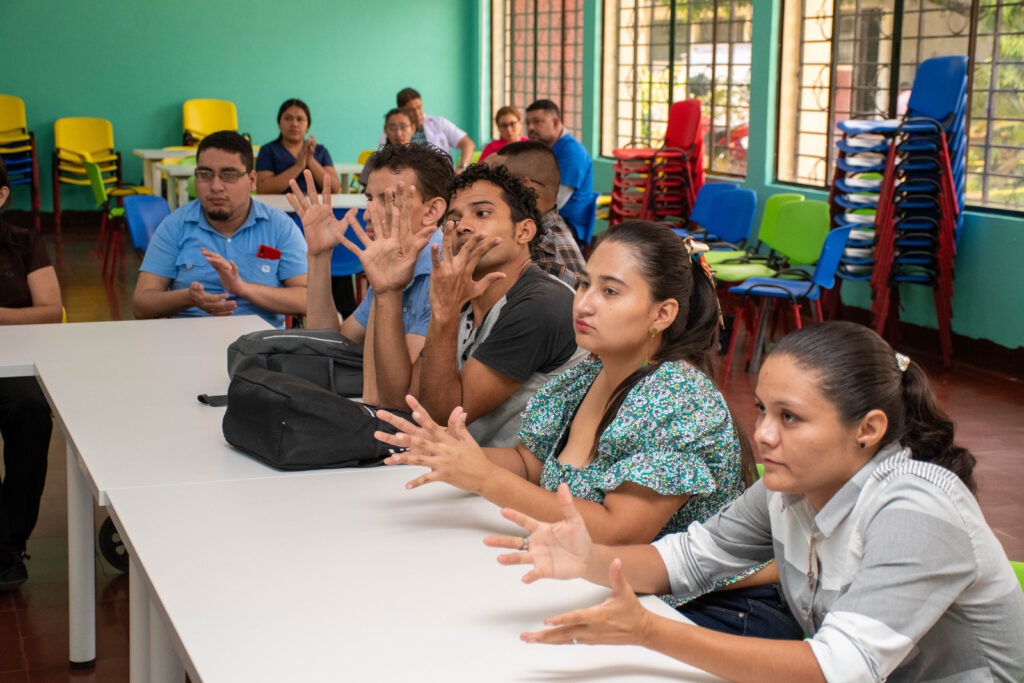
top-left (53, 117), bottom-right (122, 234)
top-left (0, 95), bottom-right (41, 229)
top-left (183, 99), bottom-right (238, 145)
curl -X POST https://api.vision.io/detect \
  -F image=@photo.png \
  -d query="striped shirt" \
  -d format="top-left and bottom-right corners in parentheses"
top-left (530, 210), bottom-right (586, 289)
top-left (653, 444), bottom-right (1024, 682)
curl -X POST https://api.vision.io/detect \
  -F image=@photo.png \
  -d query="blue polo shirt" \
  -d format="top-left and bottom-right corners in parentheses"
top-left (551, 130), bottom-right (596, 244)
top-left (255, 139), bottom-right (334, 194)
top-left (140, 199), bottom-right (308, 328)
top-left (352, 228), bottom-right (442, 336)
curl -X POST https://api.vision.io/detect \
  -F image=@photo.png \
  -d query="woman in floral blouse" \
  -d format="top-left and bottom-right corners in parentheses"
top-left (377, 220), bottom-right (798, 637)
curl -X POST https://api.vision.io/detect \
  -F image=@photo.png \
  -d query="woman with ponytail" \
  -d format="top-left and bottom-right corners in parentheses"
top-left (489, 321), bottom-right (1024, 682)
top-left (376, 220), bottom-right (798, 637)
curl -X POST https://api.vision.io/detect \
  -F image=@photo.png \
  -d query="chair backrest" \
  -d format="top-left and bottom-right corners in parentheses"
top-left (756, 193), bottom-right (804, 245)
top-left (54, 117), bottom-right (114, 155)
top-left (356, 149), bottom-right (375, 165)
top-left (907, 55), bottom-right (969, 122)
top-left (289, 210), bottom-right (366, 277)
top-left (689, 181), bottom-right (739, 229)
top-left (769, 199), bottom-right (832, 265)
top-left (703, 188), bottom-right (757, 243)
top-left (811, 226), bottom-right (854, 289)
top-left (183, 99), bottom-right (238, 140)
top-left (82, 161), bottom-right (109, 208)
top-left (123, 195), bottom-right (171, 252)
top-left (1011, 561), bottom-right (1024, 593)
top-left (664, 99), bottom-right (702, 150)
top-left (0, 94), bottom-right (27, 135)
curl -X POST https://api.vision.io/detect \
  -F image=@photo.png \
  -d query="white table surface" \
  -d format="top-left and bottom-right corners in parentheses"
top-left (134, 148), bottom-right (196, 195)
top-left (107, 466), bottom-right (725, 683)
top-left (252, 192), bottom-right (367, 212)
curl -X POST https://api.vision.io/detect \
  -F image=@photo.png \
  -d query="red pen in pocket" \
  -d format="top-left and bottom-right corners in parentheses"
top-left (257, 245), bottom-right (281, 260)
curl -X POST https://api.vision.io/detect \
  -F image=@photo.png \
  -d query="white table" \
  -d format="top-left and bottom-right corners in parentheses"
top-left (0, 317), bottom-right (286, 670)
top-left (334, 161), bottom-right (363, 191)
top-left (107, 466), bottom-right (725, 682)
top-left (133, 148), bottom-right (195, 194)
top-left (252, 192), bottom-right (367, 212)
top-left (155, 162), bottom-right (195, 210)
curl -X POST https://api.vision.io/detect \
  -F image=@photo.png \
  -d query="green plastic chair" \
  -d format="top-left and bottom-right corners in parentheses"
top-left (705, 193), bottom-right (804, 265)
top-left (82, 159), bottom-right (150, 279)
top-left (1012, 561), bottom-right (1024, 593)
top-left (713, 199), bottom-right (831, 283)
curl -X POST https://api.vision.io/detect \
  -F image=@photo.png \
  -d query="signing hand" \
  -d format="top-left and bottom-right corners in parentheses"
top-left (187, 281), bottom-right (236, 316)
top-left (201, 248), bottom-right (248, 298)
top-left (303, 136), bottom-right (317, 168)
top-left (359, 182), bottom-right (437, 293)
top-left (520, 559), bottom-right (653, 647)
top-left (483, 483), bottom-right (592, 584)
top-left (375, 395), bottom-right (494, 493)
top-left (287, 170), bottom-right (359, 257)
top-left (428, 220), bottom-right (506, 316)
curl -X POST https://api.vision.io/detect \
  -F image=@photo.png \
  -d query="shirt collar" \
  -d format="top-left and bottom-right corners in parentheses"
top-left (184, 198), bottom-right (266, 236)
top-left (805, 441), bottom-right (906, 537)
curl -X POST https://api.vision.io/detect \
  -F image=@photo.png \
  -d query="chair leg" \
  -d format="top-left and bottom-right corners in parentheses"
top-left (791, 303), bottom-right (803, 329)
top-left (748, 299), bottom-right (774, 374)
top-left (51, 155), bottom-right (62, 236)
top-left (721, 299), bottom-right (748, 384)
top-left (107, 230), bottom-right (123, 283)
top-left (813, 299), bottom-right (824, 323)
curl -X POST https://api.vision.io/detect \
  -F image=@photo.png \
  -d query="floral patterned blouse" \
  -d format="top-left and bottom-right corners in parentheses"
top-left (517, 357), bottom-right (753, 603)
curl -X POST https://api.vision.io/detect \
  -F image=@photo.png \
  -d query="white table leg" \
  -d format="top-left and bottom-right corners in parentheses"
top-left (142, 159), bottom-right (156, 193)
top-left (176, 177), bottom-right (189, 208)
top-left (339, 171), bottom-right (350, 193)
top-left (165, 177), bottom-right (178, 212)
top-left (129, 556), bottom-right (150, 683)
top-left (149, 600), bottom-right (184, 683)
top-left (66, 445), bottom-right (96, 667)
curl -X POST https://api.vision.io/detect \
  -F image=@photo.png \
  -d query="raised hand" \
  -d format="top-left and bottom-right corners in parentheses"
top-left (428, 220), bottom-right (507, 316)
top-left (187, 281), bottom-right (236, 316)
top-left (519, 559), bottom-right (653, 647)
top-left (287, 170), bottom-right (356, 258)
top-left (201, 248), bottom-right (247, 297)
top-left (375, 395), bottom-right (494, 493)
top-left (483, 483), bottom-right (592, 584)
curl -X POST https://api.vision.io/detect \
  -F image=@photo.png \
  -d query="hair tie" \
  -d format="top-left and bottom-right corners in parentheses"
top-left (895, 352), bottom-right (910, 373)
top-left (682, 236), bottom-right (715, 282)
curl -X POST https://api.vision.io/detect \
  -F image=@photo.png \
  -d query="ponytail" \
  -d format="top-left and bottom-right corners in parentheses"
top-left (900, 362), bottom-right (977, 493)
top-left (771, 321), bottom-right (977, 494)
top-left (587, 221), bottom-right (756, 486)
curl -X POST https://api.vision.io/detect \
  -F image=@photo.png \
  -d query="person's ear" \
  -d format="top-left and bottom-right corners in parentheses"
top-left (652, 298), bottom-right (679, 334)
top-left (855, 409), bottom-right (889, 451)
top-left (247, 170), bottom-right (257, 192)
top-left (422, 197), bottom-right (447, 226)
top-left (0, 186), bottom-right (10, 209)
top-left (514, 218), bottom-right (537, 245)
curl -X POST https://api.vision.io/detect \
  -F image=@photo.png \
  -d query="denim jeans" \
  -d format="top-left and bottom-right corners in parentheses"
top-left (676, 583), bottom-right (804, 639)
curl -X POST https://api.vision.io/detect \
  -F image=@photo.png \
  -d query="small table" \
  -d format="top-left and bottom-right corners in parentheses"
top-left (252, 192), bottom-right (366, 212)
top-left (334, 161), bottom-right (363, 191)
top-left (154, 162), bottom-right (194, 210)
top-left (133, 148), bottom-right (195, 194)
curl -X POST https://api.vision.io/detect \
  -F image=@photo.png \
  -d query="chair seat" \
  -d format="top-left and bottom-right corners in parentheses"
top-left (109, 186), bottom-right (153, 197)
top-left (703, 249), bottom-right (746, 265)
top-left (729, 276), bottom-right (820, 300)
top-left (713, 263), bottom-right (777, 282)
top-left (837, 119), bottom-right (901, 136)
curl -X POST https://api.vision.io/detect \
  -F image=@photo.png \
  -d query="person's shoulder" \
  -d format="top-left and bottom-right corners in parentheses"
top-left (646, 362), bottom-right (726, 407)
top-left (508, 265), bottom-right (575, 301)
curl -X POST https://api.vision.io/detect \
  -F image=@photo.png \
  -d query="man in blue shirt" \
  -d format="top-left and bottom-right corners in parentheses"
top-left (525, 99), bottom-right (596, 244)
top-left (289, 144), bottom-right (453, 405)
top-left (133, 131), bottom-right (308, 329)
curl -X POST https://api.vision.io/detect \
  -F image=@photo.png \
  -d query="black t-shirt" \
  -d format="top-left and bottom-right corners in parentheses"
top-left (459, 264), bottom-right (578, 382)
top-left (0, 219), bottom-right (51, 309)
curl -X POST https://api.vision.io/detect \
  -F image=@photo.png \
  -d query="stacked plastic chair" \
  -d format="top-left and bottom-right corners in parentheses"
top-left (0, 95), bottom-right (41, 230)
top-left (828, 55), bottom-right (967, 367)
top-left (183, 99), bottom-right (238, 145)
top-left (608, 99), bottom-right (704, 227)
top-left (53, 117), bottom-right (128, 235)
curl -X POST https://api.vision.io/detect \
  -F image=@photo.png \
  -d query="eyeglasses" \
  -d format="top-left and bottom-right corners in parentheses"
top-left (497, 120), bottom-right (520, 129)
top-left (386, 123), bottom-right (412, 132)
top-left (194, 168), bottom-right (248, 184)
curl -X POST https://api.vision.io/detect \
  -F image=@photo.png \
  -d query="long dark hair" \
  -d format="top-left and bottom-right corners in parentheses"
top-left (590, 221), bottom-right (756, 484)
top-left (275, 98), bottom-right (311, 142)
top-left (771, 321), bottom-right (977, 493)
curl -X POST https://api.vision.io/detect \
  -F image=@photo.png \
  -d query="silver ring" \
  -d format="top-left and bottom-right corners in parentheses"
top-left (572, 638), bottom-right (579, 645)
top-left (521, 536), bottom-right (529, 552)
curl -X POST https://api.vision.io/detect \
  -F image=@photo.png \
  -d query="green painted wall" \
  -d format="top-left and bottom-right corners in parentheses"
top-left (2, 0), bottom-right (480, 212)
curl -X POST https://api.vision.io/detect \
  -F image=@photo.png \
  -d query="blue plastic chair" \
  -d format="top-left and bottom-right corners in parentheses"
top-left (702, 188), bottom-right (757, 246)
top-left (723, 226), bottom-right (853, 378)
top-left (122, 195), bottom-right (170, 253)
top-left (288, 209), bottom-right (365, 278)
top-left (673, 181), bottom-right (738, 237)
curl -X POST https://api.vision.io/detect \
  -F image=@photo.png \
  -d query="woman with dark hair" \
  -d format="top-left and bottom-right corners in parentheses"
top-left (0, 158), bottom-right (61, 590)
top-left (490, 320), bottom-right (1024, 682)
top-left (376, 220), bottom-right (799, 638)
top-left (256, 98), bottom-right (338, 194)
top-left (479, 105), bottom-right (528, 161)
top-left (382, 108), bottom-right (414, 147)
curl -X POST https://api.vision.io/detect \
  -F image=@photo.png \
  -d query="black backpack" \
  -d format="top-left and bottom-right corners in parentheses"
top-left (226, 328), bottom-right (364, 397)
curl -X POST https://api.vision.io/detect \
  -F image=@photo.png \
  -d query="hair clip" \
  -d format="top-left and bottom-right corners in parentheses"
top-left (895, 352), bottom-right (910, 373)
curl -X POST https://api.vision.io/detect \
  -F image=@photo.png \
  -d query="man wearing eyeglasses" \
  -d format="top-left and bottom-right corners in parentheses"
top-left (133, 131), bottom-right (308, 328)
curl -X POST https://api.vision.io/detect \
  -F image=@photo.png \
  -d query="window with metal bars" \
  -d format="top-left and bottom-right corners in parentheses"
top-left (491, 0), bottom-right (584, 137)
top-left (777, 0), bottom-right (1024, 211)
top-left (599, 0), bottom-right (753, 177)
